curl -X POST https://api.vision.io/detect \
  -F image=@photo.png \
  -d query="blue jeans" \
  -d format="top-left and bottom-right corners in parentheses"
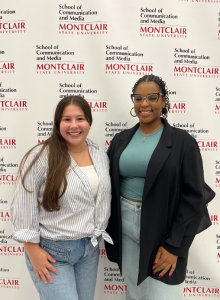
top-left (121, 197), bottom-right (184, 300)
top-left (25, 236), bottom-right (101, 300)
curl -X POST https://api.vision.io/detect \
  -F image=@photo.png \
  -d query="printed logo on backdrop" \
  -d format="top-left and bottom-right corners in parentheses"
top-left (105, 45), bottom-right (153, 75)
top-left (59, 4), bottom-right (108, 35)
top-left (218, 12), bottom-right (220, 39)
top-left (36, 44), bottom-right (84, 75)
top-left (87, 99), bottom-right (107, 112)
top-left (184, 269), bottom-right (219, 298)
top-left (59, 82), bottom-right (107, 112)
top-left (0, 9), bottom-right (25, 34)
top-left (185, 269), bottom-right (211, 285)
top-left (0, 173), bottom-right (18, 185)
top-left (0, 82), bottom-right (27, 111)
top-left (210, 213), bottom-right (219, 225)
top-left (0, 277), bottom-right (19, 289)
top-left (0, 51), bottom-right (15, 73)
top-left (168, 90), bottom-right (186, 114)
top-left (37, 121), bottom-right (53, 144)
top-left (0, 138), bottom-right (16, 149)
top-left (0, 62), bottom-right (14, 74)
top-left (0, 244), bottom-right (24, 256)
top-left (173, 48), bottom-right (219, 78)
top-left (0, 199), bottom-right (8, 205)
top-left (0, 125), bottom-right (6, 132)
top-left (215, 87), bottom-right (220, 113)
top-left (184, 287), bottom-right (220, 297)
top-left (173, 123), bottom-right (218, 151)
top-left (0, 210), bottom-right (10, 221)
top-left (178, 0), bottom-right (220, 4)
top-left (0, 229), bottom-right (13, 244)
top-left (216, 234), bottom-right (220, 263)
top-left (99, 246), bottom-right (107, 259)
top-left (0, 126), bottom-right (17, 150)
top-left (197, 139), bottom-right (218, 151)
top-left (0, 268), bottom-right (9, 272)
top-left (0, 223), bottom-right (23, 259)
top-left (105, 122), bottom-right (128, 150)
top-left (140, 7), bottom-right (187, 38)
top-left (216, 160), bottom-right (220, 187)
top-left (103, 266), bottom-right (127, 295)
top-left (0, 156), bottom-right (18, 187)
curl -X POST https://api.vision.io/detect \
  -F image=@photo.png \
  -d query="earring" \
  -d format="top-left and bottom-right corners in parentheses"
top-left (130, 107), bottom-right (136, 117)
top-left (160, 107), bottom-right (168, 118)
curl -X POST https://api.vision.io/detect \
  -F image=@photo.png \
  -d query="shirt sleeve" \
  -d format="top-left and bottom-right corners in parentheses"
top-left (102, 147), bottom-right (110, 170)
top-left (161, 138), bottom-right (215, 257)
top-left (10, 150), bottom-right (46, 243)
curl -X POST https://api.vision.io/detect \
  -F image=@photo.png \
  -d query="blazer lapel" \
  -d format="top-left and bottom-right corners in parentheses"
top-left (142, 120), bottom-right (173, 201)
top-left (112, 123), bottom-right (140, 197)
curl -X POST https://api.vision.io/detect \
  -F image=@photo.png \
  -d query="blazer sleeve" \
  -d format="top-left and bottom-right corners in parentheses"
top-left (105, 134), bottom-right (121, 264)
top-left (107, 133), bottom-right (119, 162)
top-left (107, 134), bottom-right (116, 158)
top-left (161, 138), bottom-right (215, 257)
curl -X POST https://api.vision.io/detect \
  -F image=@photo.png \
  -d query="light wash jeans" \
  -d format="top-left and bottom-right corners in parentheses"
top-left (121, 197), bottom-right (184, 300)
top-left (25, 236), bottom-right (101, 300)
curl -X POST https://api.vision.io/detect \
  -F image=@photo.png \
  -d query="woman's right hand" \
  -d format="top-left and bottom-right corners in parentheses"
top-left (23, 242), bottom-right (59, 284)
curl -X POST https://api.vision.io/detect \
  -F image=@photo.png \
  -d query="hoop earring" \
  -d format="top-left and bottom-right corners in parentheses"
top-left (161, 107), bottom-right (168, 118)
top-left (130, 107), bottom-right (136, 117)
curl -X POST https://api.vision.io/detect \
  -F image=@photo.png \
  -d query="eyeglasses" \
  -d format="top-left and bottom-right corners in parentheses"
top-left (130, 93), bottom-right (163, 104)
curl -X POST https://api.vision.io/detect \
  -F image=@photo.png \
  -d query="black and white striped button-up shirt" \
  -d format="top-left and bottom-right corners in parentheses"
top-left (11, 139), bottom-right (113, 246)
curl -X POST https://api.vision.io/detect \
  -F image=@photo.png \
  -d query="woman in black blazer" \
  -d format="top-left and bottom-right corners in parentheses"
top-left (105, 75), bottom-right (215, 300)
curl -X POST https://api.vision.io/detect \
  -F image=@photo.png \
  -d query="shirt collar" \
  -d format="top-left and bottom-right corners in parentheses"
top-left (69, 138), bottom-right (99, 169)
top-left (86, 138), bottom-right (99, 149)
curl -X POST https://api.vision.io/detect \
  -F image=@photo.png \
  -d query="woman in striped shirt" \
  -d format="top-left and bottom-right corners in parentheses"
top-left (11, 96), bottom-right (112, 300)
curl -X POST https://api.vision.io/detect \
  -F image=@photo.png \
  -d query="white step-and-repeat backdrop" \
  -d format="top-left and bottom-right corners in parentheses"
top-left (0, 0), bottom-right (220, 299)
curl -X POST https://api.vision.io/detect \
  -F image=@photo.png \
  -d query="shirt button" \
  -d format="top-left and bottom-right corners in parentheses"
top-left (136, 205), bottom-right (141, 209)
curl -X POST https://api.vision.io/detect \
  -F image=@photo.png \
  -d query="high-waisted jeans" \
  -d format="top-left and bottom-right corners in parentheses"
top-left (121, 196), bottom-right (184, 300)
top-left (25, 236), bottom-right (101, 300)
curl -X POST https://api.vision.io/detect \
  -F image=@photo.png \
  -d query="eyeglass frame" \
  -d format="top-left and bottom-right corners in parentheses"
top-left (130, 93), bottom-right (164, 104)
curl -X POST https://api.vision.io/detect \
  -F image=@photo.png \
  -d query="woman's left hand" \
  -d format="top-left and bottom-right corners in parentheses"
top-left (152, 246), bottom-right (177, 279)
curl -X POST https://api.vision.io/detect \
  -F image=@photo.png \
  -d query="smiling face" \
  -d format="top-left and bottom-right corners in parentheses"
top-left (59, 104), bottom-right (90, 150)
top-left (134, 81), bottom-right (166, 129)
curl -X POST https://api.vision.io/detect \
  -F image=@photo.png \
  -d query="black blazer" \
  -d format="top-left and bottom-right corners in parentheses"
top-left (105, 119), bottom-right (215, 285)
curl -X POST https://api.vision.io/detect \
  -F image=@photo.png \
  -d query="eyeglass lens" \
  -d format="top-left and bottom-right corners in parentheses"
top-left (133, 94), bottom-right (159, 103)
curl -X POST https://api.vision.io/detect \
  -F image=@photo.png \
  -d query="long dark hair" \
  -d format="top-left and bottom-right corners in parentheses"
top-left (19, 96), bottom-right (92, 212)
top-left (132, 74), bottom-right (170, 116)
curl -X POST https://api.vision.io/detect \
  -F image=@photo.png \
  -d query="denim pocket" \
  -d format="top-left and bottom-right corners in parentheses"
top-left (121, 198), bottom-right (141, 244)
top-left (40, 238), bottom-right (70, 262)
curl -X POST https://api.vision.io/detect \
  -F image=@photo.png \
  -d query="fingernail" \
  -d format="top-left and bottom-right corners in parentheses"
top-left (169, 275), bottom-right (172, 278)
top-left (158, 275), bottom-right (162, 279)
top-left (153, 271), bottom-right (156, 274)
top-left (153, 260), bottom-right (156, 265)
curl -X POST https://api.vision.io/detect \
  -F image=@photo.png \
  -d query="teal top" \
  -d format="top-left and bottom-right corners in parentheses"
top-left (119, 126), bottom-right (163, 201)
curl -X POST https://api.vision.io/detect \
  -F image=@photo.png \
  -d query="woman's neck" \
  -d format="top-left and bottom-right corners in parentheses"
top-left (67, 141), bottom-right (87, 153)
top-left (139, 119), bottom-right (163, 135)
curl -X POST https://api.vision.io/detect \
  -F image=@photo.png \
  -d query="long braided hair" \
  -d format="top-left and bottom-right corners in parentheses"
top-left (132, 74), bottom-right (170, 118)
